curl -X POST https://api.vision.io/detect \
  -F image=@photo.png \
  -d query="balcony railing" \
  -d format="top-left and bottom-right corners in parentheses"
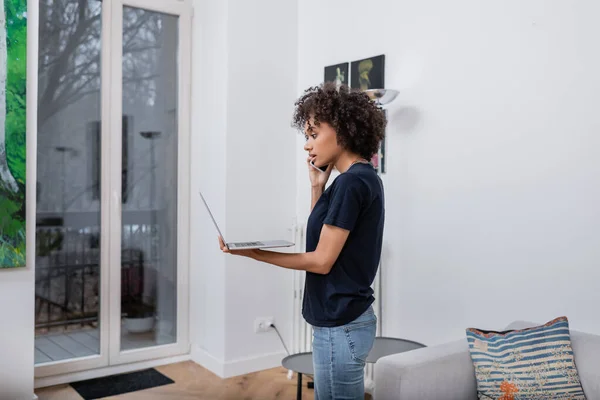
top-left (35, 216), bottom-right (159, 336)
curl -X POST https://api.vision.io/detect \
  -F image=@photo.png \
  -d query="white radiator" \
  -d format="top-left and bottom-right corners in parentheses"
top-left (290, 222), bottom-right (382, 394)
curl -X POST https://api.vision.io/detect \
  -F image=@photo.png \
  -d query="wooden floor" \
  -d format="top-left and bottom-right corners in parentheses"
top-left (36, 361), bottom-right (319, 399)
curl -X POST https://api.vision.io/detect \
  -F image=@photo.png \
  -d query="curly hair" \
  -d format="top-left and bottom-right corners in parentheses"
top-left (292, 82), bottom-right (387, 160)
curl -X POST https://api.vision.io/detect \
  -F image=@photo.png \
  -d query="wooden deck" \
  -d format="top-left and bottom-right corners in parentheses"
top-left (35, 328), bottom-right (175, 364)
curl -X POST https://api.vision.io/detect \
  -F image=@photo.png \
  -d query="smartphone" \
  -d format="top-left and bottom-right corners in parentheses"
top-left (310, 160), bottom-right (329, 172)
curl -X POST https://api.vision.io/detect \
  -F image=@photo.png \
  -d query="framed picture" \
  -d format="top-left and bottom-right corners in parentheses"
top-left (370, 139), bottom-right (385, 174)
top-left (350, 54), bottom-right (385, 91)
top-left (380, 109), bottom-right (387, 174)
top-left (370, 152), bottom-right (379, 171)
top-left (380, 135), bottom-right (386, 174)
top-left (324, 62), bottom-right (349, 87)
top-left (370, 110), bottom-right (387, 174)
top-left (1, 0), bottom-right (28, 268)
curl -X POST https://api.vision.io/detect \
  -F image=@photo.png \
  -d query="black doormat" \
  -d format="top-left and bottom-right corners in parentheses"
top-left (70, 368), bottom-right (174, 399)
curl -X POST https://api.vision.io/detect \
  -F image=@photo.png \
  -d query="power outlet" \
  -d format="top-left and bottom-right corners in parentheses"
top-left (254, 317), bottom-right (274, 333)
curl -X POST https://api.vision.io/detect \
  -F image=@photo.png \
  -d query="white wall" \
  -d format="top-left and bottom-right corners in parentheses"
top-left (0, 0), bottom-right (37, 398)
top-left (190, 0), bottom-right (298, 377)
top-left (189, 0), bottom-right (228, 371)
top-left (0, 272), bottom-right (35, 399)
top-left (297, 0), bottom-right (600, 346)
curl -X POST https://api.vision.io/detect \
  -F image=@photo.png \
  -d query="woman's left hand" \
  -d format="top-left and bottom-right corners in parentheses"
top-left (218, 236), bottom-right (258, 258)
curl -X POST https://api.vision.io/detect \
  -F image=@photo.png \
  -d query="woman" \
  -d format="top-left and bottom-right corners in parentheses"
top-left (218, 82), bottom-right (386, 399)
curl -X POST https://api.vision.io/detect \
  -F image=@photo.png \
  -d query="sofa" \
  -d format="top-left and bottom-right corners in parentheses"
top-left (374, 320), bottom-right (600, 399)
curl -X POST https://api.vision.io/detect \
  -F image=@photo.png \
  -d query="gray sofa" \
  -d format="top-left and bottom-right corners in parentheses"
top-left (374, 320), bottom-right (600, 399)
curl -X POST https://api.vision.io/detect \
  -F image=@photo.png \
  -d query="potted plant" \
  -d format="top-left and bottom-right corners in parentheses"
top-left (123, 299), bottom-right (155, 333)
top-left (121, 249), bottom-right (156, 333)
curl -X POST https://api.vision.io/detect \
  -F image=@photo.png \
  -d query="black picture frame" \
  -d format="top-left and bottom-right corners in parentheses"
top-left (324, 62), bottom-right (349, 86)
top-left (350, 54), bottom-right (385, 91)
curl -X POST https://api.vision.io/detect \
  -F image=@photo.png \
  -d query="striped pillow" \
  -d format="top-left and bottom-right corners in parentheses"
top-left (466, 316), bottom-right (586, 400)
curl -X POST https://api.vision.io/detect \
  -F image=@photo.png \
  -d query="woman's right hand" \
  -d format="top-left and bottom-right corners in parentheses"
top-left (307, 156), bottom-right (333, 189)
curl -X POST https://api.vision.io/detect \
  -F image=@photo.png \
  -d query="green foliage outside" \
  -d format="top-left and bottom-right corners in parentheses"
top-left (1, 0), bottom-right (27, 268)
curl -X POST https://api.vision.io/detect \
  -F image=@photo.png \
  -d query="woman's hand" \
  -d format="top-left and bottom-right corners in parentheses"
top-left (308, 156), bottom-right (333, 189)
top-left (218, 236), bottom-right (258, 258)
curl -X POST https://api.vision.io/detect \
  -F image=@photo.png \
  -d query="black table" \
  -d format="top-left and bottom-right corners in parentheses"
top-left (281, 337), bottom-right (426, 400)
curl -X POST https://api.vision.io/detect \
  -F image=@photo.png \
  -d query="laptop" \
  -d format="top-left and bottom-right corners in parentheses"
top-left (199, 190), bottom-right (295, 250)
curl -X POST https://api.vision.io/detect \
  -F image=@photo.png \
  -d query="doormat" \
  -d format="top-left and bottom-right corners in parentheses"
top-left (70, 368), bottom-right (174, 399)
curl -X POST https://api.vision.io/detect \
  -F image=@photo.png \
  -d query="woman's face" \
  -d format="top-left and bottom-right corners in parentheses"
top-left (303, 117), bottom-right (342, 168)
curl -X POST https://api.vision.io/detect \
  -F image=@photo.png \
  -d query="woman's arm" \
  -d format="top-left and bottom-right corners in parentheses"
top-left (218, 223), bottom-right (350, 275)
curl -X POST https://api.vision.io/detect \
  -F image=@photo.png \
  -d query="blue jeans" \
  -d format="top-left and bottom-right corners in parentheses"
top-left (311, 306), bottom-right (377, 400)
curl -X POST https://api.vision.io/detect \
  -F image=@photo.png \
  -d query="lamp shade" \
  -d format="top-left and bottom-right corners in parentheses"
top-left (364, 89), bottom-right (399, 105)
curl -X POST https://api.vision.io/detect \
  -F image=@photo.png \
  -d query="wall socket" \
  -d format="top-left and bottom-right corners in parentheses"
top-left (254, 317), bottom-right (274, 333)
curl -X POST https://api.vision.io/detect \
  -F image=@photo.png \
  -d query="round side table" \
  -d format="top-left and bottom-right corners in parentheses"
top-left (366, 336), bottom-right (425, 363)
top-left (282, 337), bottom-right (426, 400)
top-left (281, 352), bottom-right (314, 400)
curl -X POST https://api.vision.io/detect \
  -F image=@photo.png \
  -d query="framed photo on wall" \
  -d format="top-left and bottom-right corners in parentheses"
top-left (324, 62), bottom-right (349, 87)
top-left (370, 110), bottom-right (387, 174)
top-left (350, 54), bottom-right (385, 91)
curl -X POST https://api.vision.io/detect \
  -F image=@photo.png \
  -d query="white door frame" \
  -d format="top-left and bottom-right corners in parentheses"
top-left (108, 0), bottom-right (192, 366)
top-left (34, 0), bottom-right (192, 378)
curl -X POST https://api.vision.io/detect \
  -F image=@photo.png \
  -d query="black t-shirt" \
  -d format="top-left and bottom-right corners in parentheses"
top-left (302, 162), bottom-right (385, 327)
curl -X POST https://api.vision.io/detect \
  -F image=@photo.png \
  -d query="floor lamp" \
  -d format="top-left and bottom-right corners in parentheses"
top-left (364, 88), bottom-right (399, 336)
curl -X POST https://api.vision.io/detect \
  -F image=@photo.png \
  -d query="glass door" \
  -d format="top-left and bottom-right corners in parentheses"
top-left (35, 0), bottom-right (112, 378)
top-left (108, 0), bottom-right (191, 365)
top-left (34, 0), bottom-right (191, 377)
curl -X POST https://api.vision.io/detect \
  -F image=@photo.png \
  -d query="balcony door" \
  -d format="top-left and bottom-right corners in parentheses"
top-left (35, 0), bottom-right (191, 378)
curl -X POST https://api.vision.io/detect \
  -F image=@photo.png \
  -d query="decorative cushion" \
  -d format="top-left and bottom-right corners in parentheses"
top-left (466, 316), bottom-right (586, 400)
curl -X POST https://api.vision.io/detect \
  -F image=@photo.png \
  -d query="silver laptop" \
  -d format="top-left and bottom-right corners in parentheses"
top-left (199, 191), bottom-right (295, 250)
